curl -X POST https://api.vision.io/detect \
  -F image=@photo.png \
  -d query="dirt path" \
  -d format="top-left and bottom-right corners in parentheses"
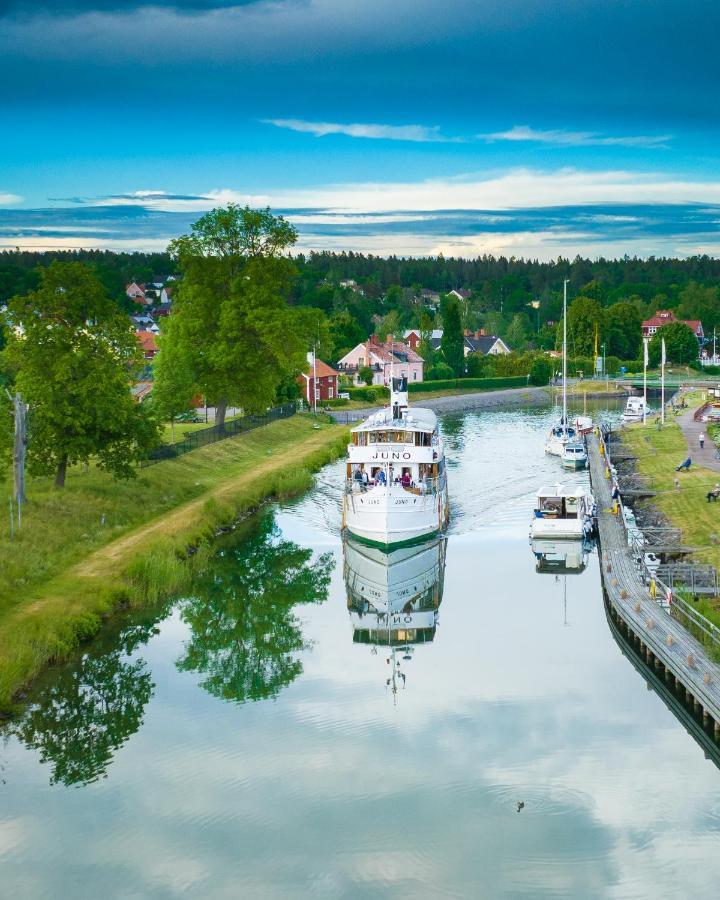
top-left (74, 429), bottom-right (338, 580)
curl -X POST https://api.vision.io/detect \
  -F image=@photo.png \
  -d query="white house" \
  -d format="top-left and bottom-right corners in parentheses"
top-left (337, 335), bottom-right (424, 386)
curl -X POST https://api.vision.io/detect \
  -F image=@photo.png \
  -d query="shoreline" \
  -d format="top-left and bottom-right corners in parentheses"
top-left (0, 417), bottom-right (349, 711)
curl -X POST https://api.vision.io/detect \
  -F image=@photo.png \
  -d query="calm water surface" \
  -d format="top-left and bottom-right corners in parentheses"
top-left (3, 403), bottom-right (720, 899)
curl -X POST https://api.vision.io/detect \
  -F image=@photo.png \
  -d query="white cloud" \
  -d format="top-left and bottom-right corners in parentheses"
top-left (480, 125), bottom-right (672, 148)
top-left (263, 118), bottom-right (454, 143)
top-left (0, 193), bottom-right (22, 205)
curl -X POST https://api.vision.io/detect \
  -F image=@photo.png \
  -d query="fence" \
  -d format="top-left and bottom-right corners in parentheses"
top-left (141, 403), bottom-right (297, 466)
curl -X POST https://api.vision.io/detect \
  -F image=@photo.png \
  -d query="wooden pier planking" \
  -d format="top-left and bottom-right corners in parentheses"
top-left (587, 432), bottom-right (720, 730)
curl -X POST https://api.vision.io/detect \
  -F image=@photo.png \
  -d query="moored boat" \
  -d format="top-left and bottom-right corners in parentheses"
top-left (343, 376), bottom-right (450, 549)
top-left (622, 396), bottom-right (648, 423)
top-left (562, 441), bottom-right (587, 469)
top-left (529, 483), bottom-right (596, 540)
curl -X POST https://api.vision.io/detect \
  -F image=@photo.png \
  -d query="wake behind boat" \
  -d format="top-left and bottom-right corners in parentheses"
top-left (343, 376), bottom-right (450, 549)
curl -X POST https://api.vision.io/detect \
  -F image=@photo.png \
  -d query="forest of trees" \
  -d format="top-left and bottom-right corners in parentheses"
top-left (3, 247), bottom-right (720, 366)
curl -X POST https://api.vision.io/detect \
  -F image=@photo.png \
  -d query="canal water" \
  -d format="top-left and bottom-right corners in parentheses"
top-left (3, 403), bottom-right (720, 898)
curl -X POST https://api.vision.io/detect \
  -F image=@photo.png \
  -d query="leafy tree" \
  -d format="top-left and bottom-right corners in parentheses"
top-left (359, 366), bottom-right (374, 386)
top-left (417, 310), bottom-right (437, 365)
top-left (426, 362), bottom-right (455, 381)
top-left (377, 309), bottom-right (403, 342)
top-left (328, 309), bottom-right (364, 361)
top-left (676, 281), bottom-right (720, 337)
top-left (150, 316), bottom-right (196, 441)
top-left (2, 262), bottom-right (159, 487)
top-left (177, 513), bottom-right (334, 703)
top-left (605, 301), bottom-right (642, 359)
top-left (464, 353), bottom-right (491, 377)
top-left (505, 314), bottom-right (528, 351)
top-left (440, 295), bottom-right (464, 376)
top-left (529, 356), bottom-right (552, 386)
top-left (648, 322), bottom-right (699, 366)
top-left (165, 205), bottom-right (304, 427)
top-left (567, 296), bottom-right (603, 357)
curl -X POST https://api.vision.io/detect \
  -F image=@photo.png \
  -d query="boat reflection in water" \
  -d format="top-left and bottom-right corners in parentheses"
top-left (530, 537), bottom-right (592, 575)
top-left (343, 535), bottom-right (446, 698)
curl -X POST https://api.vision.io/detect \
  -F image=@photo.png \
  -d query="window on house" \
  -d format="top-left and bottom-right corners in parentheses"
top-left (413, 372), bottom-right (417, 380)
top-left (329, 386), bottom-right (334, 398)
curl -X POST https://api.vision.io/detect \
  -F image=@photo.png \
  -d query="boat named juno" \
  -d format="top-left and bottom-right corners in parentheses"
top-left (343, 376), bottom-right (449, 549)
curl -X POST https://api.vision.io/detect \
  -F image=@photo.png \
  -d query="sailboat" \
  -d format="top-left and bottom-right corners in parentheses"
top-left (545, 279), bottom-right (577, 455)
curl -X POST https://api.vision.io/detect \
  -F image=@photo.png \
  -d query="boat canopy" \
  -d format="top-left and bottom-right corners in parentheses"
top-left (352, 406), bottom-right (437, 434)
top-left (536, 483), bottom-right (587, 501)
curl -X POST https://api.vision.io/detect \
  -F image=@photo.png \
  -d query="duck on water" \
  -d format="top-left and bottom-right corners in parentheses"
top-left (343, 376), bottom-right (450, 549)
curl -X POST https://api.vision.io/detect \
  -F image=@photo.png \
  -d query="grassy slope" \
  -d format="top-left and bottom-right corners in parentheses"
top-left (0, 416), bottom-right (348, 708)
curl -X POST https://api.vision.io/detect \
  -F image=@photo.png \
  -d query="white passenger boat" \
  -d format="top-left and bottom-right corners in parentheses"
top-left (344, 534), bottom-right (446, 646)
top-left (529, 484), bottom-right (596, 540)
top-left (622, 396), bottom-right (648, 423)
top-left (562, 441), bottom-right (587, 470)
top-left (343, 376), bottom-right (449, 549)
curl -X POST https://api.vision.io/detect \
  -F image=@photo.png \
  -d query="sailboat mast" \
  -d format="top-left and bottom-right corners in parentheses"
top-left (562, 279), bottom-right (568, 431)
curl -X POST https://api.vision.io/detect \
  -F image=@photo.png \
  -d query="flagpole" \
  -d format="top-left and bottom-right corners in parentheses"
top-left (562, 279), bottom-right (568, 434)
top-left (643, 338), bottom-right (648, 425)
top-left (661, 338), bottom-right (666, 425)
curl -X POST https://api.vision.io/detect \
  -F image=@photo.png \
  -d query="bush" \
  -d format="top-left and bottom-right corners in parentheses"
top-left (324, 397), bottom-right (349, 407)
top-left (408, 376), bottom-right (528, 393)
top-left (529, 357), bottom-right (552, 386)
top-left (426, 362), bottom-right (455, 381)
top-left (346, 385), bottom-right (389, 403)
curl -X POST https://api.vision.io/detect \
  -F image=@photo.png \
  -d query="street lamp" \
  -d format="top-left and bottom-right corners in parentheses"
top-left (602, 342), bottom-right (607, 388)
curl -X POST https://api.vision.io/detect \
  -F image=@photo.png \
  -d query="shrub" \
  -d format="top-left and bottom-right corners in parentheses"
top-left (324, 397), bottom-right (349, 407)
top-left (426, 362), bottom-right (455, 381)
top-left (529, 357), bottom-right (552, 386)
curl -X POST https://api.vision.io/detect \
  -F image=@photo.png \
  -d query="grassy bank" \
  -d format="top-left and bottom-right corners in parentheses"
top-left (0, 415), bottom-right (348, 709)
top-left (622, 419), bottom-right (720, 621)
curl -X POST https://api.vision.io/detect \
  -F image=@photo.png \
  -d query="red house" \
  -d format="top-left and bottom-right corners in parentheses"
top-left (136, 330), bottom-right (158, 360)
top-left (642, 310), bottom-right (704, 342)
top-left (298, 353), bottom-right (339, 404)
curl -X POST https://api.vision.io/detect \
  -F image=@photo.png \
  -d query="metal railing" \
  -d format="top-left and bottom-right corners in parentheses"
top-left (345, 475), bottom-right (444, 496)
top-left (141, 403), bottom-right (297, 466)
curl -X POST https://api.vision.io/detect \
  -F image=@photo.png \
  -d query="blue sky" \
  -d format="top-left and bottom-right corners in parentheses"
top-left (1, 0), bottom-right (719, 258)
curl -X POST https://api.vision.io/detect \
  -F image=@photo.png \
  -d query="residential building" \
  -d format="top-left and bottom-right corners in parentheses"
top-left (448, 288), bottom-right (471, 302)
top-left (131, 313), bottom-right (158, 332)
top-left (136, 330), bottom-right (159, 360)
top-left (298, 352), bottom-right (339, 404)
top-left (403, 328), bottom-right (443, 351)
top-left (160, 286), bottom-right (174, 305)
top-left (337, 335), bottom-right (424, 385)
top-left (339, 278), bottom-right (365, 295)
top-left (463, 331), bottom-right (511, 356)
top-left (641, 310), bottom-right (704, 343)
top-left (126, 282), bottom-right (146, 302)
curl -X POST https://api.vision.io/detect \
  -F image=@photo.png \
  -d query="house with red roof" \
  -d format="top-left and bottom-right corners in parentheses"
top-left (337, 335), bottom-right (424, 385)
top-left (136, 330), bottom-right (158, 360)
top-left (298, 352), bottom-right (339, 404)
top-left (642, 310), bottom-right (704, 343)
top-left (126, 282), bottom-right (147, 302)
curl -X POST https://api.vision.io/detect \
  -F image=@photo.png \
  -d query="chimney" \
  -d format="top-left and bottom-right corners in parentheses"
top-left (387, 333), bottom-right (394, 345)
top-left (369, 333), bottom-right (378, 344)
top-left (477, 329), bottom-right (485, 337)
top-left (463, 329), bottom-right (470, 336)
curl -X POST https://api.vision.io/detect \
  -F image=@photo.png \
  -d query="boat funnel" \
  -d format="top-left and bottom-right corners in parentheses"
top-left (391, 376), bottom-right (408, 420)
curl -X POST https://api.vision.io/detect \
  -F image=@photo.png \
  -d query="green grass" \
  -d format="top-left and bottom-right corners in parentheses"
top-left (0, 415), bottom-right (349, 708)
top-left (622, 419), bottom-right (720, 625)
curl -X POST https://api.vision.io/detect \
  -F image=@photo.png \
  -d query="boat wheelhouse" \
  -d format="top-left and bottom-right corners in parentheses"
top-left (622, 396), bottom-right (648, 423)
top-left (529, 483), bottom-right (596, 540)
top-left (562, 441), bottom-right (588, 470)
top-left (343, 376), bottom-right (449, 548)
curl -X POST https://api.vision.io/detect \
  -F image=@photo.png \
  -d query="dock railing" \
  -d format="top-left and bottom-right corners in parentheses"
top-left (601, 428), bottom-right (720, 658)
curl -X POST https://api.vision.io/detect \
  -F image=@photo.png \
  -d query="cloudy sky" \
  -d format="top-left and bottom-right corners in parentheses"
top-left (1, 0), bottom-right (719, 258)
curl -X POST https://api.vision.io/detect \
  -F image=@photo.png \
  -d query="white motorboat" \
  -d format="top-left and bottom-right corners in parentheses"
top-left (529, 484), bottom-right (596, 540)
top-left (530, 537), bottom-right (590, 574)
top-left (343, 375), bottom-right (450, 549)
top-left (562, 441), bottom-right (587, 469)
top-left (622, 396), bottom-right (648, 423)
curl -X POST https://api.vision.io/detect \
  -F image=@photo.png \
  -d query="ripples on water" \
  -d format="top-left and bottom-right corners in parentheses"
top-left (3, 400), bottom-right (720, 898)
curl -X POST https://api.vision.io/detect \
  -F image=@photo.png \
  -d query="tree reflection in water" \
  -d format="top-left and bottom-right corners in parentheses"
top-left (12, 610), bottom-right (163, 787)
top-left (177, 512), bottom-right (334, 703)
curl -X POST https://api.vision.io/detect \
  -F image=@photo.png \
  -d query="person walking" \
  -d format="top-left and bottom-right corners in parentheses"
top-left (699, 432), bottom-right (706, 450)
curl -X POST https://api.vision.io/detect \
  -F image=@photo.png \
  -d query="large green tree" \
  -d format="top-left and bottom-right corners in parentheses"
top-left (2, 262), bottom-right (159, 487)
top-left (605, 301), bottom-right (642, 359)
top-left (150, 315), bottom-right (197, 441)
top-left (164, 205), bottom-right (307, 427)
top-left (648, 321), bottom-right (699, 366)
top-left (440, 295), bottom-right (465, 376)
top-left (676, 281), bottom-right (720, 337)
top-left (567, 296), bottom-right (603, 357)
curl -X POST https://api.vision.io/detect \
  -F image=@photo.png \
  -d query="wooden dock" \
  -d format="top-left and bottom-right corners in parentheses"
top-left (588, 432), bottom-right (720, 737)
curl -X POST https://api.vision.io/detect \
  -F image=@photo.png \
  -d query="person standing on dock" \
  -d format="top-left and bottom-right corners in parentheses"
top-left (699, 432), bottom-right (706, 450)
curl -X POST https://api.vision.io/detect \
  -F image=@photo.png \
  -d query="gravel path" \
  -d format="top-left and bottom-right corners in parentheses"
top-left (328, 386), bottom-right (552, 422)
top-left (677, 405), bottom-right (720, 473)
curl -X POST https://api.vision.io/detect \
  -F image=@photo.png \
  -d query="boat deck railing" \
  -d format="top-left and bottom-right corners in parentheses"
top-left (345, 476), bottom-right (444, 496)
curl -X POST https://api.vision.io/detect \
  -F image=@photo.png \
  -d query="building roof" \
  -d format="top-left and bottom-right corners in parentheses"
top-left (642, 310), bottom-right (703, 334)
top-left (136, 331), bottom-right (158, 355)
top-left (404, 328), bottom-right (443, 340)
top-left (464, 334), bottom-right (508, 354)
top-left (304, 358), bottom-right (338, 379)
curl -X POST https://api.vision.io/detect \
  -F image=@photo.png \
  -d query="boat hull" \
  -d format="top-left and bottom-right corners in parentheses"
top-left (344, 484), bottom-right (449, 549)
top-left (529, 517), bottom-right (586, 539)
top-left (562, 458), bottom-right (587, 469)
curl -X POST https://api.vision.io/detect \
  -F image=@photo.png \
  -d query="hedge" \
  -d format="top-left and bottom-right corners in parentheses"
top-left (347, 385), bottom-right (390, 402)
top-left (408, 375), bottom-right (528, 393)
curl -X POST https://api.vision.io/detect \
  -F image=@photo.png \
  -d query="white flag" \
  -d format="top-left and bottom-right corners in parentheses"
top-left (661, 337), bottom-right (666, 366)
top-left (643, 340), bottom-right (649, 367)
